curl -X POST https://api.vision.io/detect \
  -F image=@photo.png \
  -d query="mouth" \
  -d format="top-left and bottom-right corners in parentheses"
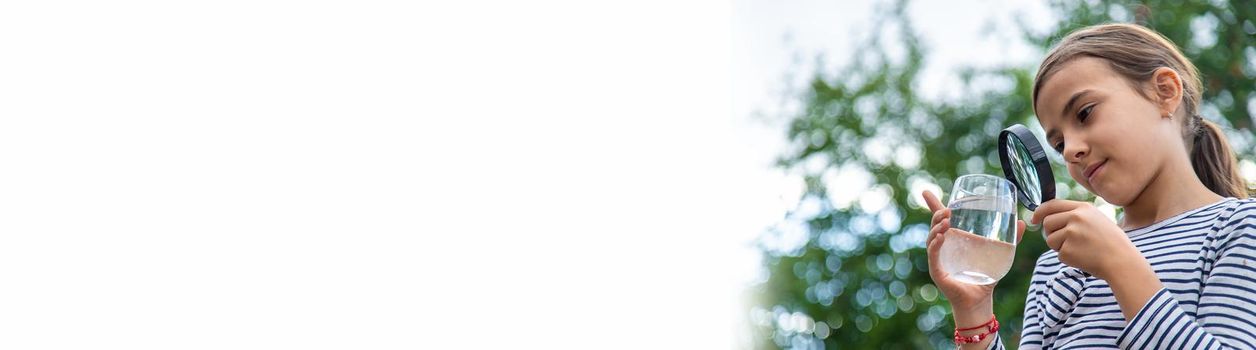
top-left (1084, 159), bottom-right (1107, 185)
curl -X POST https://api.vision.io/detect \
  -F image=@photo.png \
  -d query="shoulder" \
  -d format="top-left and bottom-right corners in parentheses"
top-left (1222, 197), bottom-right (1256, 224)
top-left (1209, 197), bottom-right (1256, 251)
top-left (1035, 249), bottom-right (1059, 266)
top-left (1216, 197), bottom-right (1256, 231)
top-left (1030, 249), bottom-right (1063, 280)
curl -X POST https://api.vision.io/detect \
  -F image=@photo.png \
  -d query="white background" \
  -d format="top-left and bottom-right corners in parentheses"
top-left (0, 1), bottom-right (748, 349)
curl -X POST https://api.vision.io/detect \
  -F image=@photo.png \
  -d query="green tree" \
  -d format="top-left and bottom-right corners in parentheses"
top-left (747, 0), bottom-right (1256, 349)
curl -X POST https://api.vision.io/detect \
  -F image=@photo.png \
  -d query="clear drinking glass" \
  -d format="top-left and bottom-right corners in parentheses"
top-left (939, 174), bottom-right (1018, 285)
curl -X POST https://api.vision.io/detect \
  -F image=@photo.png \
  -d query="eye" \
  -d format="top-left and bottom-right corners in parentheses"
top-left (1052, 105), bottom-right (1095, 154)
top-left (1078, 105), bottom-right (1094, 123)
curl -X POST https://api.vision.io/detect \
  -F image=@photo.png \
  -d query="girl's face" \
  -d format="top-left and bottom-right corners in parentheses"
top-left (1034, 56), bottom-right (1182, 206)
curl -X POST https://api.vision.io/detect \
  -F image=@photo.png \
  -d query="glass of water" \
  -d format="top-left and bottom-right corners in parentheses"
top-left (940, 174), bottom-right (1018, 285)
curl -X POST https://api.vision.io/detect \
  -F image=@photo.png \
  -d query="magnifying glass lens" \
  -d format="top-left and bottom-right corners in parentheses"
top-left (998, 125), bottom-right (1055, 211)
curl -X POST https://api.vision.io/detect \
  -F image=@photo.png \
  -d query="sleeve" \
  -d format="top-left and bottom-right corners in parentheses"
top-left (1115, 205), bottom-right (1256, 349)
top-left (988, 253), bottom-right (1055, 350)
top-left (985, 332), bottom-right (1004, 350)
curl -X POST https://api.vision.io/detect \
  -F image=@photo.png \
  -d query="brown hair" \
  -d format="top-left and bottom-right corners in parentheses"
top-left (1032, 23), bottom-right (1249, 199)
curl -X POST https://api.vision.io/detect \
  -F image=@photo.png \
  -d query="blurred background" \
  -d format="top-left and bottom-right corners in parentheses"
top-left (736, 0), bottom-right (1256, 349)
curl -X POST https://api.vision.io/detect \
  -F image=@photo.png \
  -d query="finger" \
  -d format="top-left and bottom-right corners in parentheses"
top-left (1016, 220), bottom-right (1026, 244)
top-left (928, 220), bottom-right (939, 245)
top-left (1045, 224), bottom-right (1069, 251)
top-left (931, 208), bottom-right (951, 227)
top-left (927, 218), bottom-right (949, 248)
top-left (922, 190), bottom-right (946, 213)
top-left (927, 226), bottom-right (948, 280)
top-left (1041, 210), bottom-right (1073, 234)
top-left (1031, 199), bottom-right (1087, 224)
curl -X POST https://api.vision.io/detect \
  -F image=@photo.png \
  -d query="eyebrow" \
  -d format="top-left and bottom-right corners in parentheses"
top-left (1045, 89), bottom-right (1093, 144)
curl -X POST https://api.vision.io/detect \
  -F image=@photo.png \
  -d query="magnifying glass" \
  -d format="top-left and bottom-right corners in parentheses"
top-left (998, 124), bottom-right (1056, 211)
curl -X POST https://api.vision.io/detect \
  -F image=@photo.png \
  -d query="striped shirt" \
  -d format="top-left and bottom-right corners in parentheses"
top-left (988, 197), bottom-right (1256, 349)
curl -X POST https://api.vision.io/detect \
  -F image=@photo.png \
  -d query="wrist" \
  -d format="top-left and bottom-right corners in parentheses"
top-left (953, 314), bottom-right (1000, 346)
top-left (952, 299), bottom-right (994, 329)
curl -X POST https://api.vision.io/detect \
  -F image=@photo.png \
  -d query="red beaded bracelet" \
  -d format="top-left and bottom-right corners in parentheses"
top-left (953, 314), bottom-right (999, 345)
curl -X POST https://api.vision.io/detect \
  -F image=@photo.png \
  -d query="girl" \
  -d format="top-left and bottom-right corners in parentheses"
top-left (920, 23), bottom-right (1256, 349)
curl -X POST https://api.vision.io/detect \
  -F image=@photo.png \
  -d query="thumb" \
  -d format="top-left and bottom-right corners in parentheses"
top-left (1016, 220), bottom-right (1026, 244)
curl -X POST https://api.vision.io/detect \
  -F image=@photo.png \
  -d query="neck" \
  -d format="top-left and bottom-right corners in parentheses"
top-left (1119, 162), bottom-right (1224, 230)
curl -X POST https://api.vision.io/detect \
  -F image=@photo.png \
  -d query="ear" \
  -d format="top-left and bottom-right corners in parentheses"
top-left (1151, 67), bottom-right (1183, 118)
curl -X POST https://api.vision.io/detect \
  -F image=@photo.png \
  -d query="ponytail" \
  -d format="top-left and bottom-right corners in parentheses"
top-left (1190, 116), bottom-right (1250, 199)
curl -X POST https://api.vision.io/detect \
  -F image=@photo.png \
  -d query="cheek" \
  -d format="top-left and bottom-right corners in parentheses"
top-left (1101, 140), bottom-right (1171, 201)
top-left (1075, 106), bottom-right (1164, 203)
top-left (1093, 112), bottom-right (1162, 165)
top-left (1098, 159), bottom-right (1154, 205)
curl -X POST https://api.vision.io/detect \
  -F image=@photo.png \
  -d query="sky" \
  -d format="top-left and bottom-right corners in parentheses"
top-left (0, 1), bottom-right (1082, 349)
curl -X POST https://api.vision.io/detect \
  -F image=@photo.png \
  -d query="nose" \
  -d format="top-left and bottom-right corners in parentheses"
top-left (1063, 138), bottom-right (1087, 163)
